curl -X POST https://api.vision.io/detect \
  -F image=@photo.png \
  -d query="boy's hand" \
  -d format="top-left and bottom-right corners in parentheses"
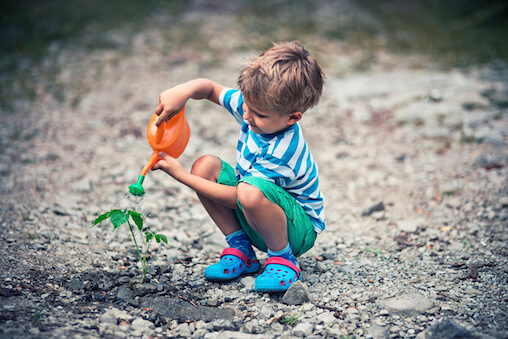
top-left (154, 88), bottom-right (187, 126)
top-left (151, 152), bottom-right (185, 177)
top-left (154, 79), bottom-right (225, 126)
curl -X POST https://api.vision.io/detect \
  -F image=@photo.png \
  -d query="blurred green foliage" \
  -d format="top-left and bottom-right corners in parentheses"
top-left (0, 0), bottom-right (187, 57)
top-left (1, 0), bottom-right (506, 66)
top-left (356, 0), bottom-right (508, 67)
top-left (1, 0), bottom-right (507, 112)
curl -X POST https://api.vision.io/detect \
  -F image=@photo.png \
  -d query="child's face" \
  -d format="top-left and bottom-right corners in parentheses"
top-left (242, 99), bottom-right (299, 135)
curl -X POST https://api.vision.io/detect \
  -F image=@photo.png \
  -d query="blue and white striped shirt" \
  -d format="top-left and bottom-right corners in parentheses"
top-left (219, 88), bottom-right (325, 233)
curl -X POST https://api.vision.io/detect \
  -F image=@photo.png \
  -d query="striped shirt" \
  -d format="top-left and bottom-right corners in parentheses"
top-left (219, 88), bottom-right (325, 233)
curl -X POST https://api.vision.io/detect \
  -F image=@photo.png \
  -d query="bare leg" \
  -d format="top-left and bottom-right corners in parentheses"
top-left (237, 182), bottom-right (288, 251)
top-left (190, 155), bottom-right (241, 236)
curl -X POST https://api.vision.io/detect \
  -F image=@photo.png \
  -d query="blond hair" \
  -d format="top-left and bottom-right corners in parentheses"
top-left (238, 41), bottom-right (325, 115)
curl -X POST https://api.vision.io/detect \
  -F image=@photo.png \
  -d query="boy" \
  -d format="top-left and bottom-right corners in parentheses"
top-left (152, 41), bottom-right (325, 293)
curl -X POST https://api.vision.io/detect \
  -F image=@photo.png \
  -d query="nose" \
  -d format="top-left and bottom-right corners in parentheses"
top-left (242, 104), bottom-right (251, 121)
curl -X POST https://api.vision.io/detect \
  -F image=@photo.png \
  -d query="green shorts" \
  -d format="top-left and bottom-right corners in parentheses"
top-left (218, 160), bottom-right (317, 257)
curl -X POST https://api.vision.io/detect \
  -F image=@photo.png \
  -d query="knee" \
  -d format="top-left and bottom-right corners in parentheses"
top-left (190, 155), bottom-right (222, 180)
top-left (237, 182), bottom-right (266, 210)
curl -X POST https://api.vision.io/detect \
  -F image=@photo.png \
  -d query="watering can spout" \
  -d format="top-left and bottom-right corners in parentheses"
top-left (128, 106), bottom-right (190, 196)
top-left (129, 175), bottom-right (146, 196)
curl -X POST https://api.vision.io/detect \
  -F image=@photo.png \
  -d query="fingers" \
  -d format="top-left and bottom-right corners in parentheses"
top-left (151, 152), bottom-right (171, 172)
top-left (158, 151), bottom-right (170, 160)
top-left (154, 115), bottom-right (163, 127)
top-left (155, 104), bottom-right (163, 115)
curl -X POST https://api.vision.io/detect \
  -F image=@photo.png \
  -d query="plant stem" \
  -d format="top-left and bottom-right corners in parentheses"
top-left (128, 220), bottom-right (147, 279)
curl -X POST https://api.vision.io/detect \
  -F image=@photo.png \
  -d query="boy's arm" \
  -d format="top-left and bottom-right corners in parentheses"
top-left (153, 152), bottom-right (238, 209)
top-left (154, 78), bottom-right (226, 126)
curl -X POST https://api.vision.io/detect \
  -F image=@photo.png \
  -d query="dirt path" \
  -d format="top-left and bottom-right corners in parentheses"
top-left (1, 4), bottom-right (507, 338)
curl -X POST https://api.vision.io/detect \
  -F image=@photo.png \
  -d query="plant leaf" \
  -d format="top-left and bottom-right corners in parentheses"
top-left (92, 211), bottom-right (113, 226)
top-left (155, 234), bottom-right (168, 244)
top-left (145, 232), bottom-right (154, 242)
top-left (110, 210), bottom-right (129, 229)
top-left (128, 211), bottom-right (143, 231)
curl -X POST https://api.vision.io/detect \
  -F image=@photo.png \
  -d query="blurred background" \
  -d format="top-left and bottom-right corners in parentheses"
top-left (1, 0), bottom-right (507, 113)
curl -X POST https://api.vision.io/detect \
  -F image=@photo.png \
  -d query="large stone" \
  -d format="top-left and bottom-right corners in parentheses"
top-left (377, 293), bottom-right (434, 316)
top-left (216, 331), bottom-right (266, 339)
top-left (416, 318), bottom-right (473, 339)
top-left (397, 219), bottom-right (421, 233)
top-left (131, 283), bottom-right (158, 296)
top-left (367, 324), bottom-right (390, 339)
top-left (362, 202), bottom-right (385, 217)
top-left (99, 308), bottom-right (133, 325)
top-left (292, 322), bottom-right (314, 337)
top-left (116, 285), bottom-right (134, 302)
top-left (142, 296), bottom-right (235, 323)
top-left (131, 317), bottom-right (155, 332)
top-left (282, 281), bottom-right (312, 305)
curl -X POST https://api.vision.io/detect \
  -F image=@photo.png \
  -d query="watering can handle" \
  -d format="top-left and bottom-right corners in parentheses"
top-left (155, 121), bottom-right (165, 144)
top-left (140, 151), bottom-right (161, 176)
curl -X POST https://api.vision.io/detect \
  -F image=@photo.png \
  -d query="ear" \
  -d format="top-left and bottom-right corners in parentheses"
top-left (287, 111), bottom-right (302, 126)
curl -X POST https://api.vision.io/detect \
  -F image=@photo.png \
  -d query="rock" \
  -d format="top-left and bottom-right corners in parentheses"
top-left (377, 293), bottom-right (434, 316)
top-left (206, 298), bottom-right (219, 307)
top-left (131, 317), bottom-right (155, 332)
top-left (416, 318), bottom-right (473, 339)
top-left (292, 322), bottom-right (314, 337)
top-left (397, 219), bottom-right (421, 233)
top-left (211, 319), bottom-right (235, 331)
top-left (217, 331), bottom-right (265, 339)
top-left (191, 329), bottom-right (209, 339)
top-left (175, 323), bottom-right (192, 337)
top-left (353, 108), bottom-right (371, 122)
top-left (440, 304), bottom-right (456, 314)
top-left (240, 276), bottom-right (256, 290)
top-left (317, 310), bottom-right (336, 325)
top-left (367, 324), bottom-right (390, 339)
top-left (445, 197), bottom-right (462, 209)
top-left (99, 308), bottom-right (132, 325)
top-left (99, 312), bottom-right (117, 325)
top-left (345, 307), bottom-right (359, 314)
top-left (116, 285), bottom-right (133, 302)
top-left (281, 281), bottom-right (311, 305)
top-left (242, 319), bottom-right (260, 333)
top-left (314, 261), bottom-right (327, 272)
top-left (67, 279), bottom-right (85, 292)
top-left (144, 296), bottom-right (235, 323)
top-left (429, 89), bottom-right (443, 102)
top-left (326, 327), bottom-right (349, 338)
top-left (500, 197), bottom-right (508, 208)
top-left (390, 325), bottom-right (402, 333)
top-left (259, 304), bottom-right (275, 318)
top-left (73, 176), bottom-right (92, 192)
top-left (362, 202), bottom-right (385, 217)
top-left (131, 283), bottom-right (157, 296)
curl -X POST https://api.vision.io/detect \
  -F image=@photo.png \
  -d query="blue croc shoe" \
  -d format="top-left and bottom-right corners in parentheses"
top-left (205, 248), bottom-right (260, 281)
top-left (255, 257), bottom-right (302, 293)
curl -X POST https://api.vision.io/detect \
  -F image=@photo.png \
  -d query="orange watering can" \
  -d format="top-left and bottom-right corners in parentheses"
top-left (129, 106), bottom-right (190, 196)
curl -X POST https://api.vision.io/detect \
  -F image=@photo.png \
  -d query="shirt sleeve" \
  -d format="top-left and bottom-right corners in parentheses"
top-left (219, 88), bottom-right (245, 125)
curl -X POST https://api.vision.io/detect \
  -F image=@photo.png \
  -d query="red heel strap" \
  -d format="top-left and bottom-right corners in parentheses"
top-left (264, 257), bottom-right (301, 279)
top-left (221, 248), bottom-right (259, 267)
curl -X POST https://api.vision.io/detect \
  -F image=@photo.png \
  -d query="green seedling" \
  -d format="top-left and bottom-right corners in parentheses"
top-left (92, 209), bottom-right (167, 281)
top-left (365, 248), bottom-right (381, 256)
top-left (280, 313), bottom-right (300, 326)
top-left (33, 310), bottom-right (44, 323)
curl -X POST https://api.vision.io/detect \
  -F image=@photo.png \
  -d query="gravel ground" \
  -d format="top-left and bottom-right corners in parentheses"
top-left (1, 3), bottom-right (507, 339)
